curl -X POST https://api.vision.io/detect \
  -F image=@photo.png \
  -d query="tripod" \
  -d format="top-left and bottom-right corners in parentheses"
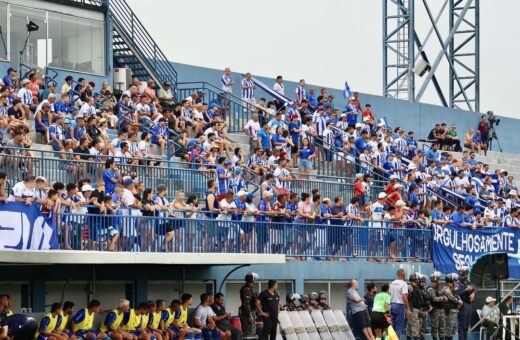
top-left (488, 125), bottom-right (503, 152)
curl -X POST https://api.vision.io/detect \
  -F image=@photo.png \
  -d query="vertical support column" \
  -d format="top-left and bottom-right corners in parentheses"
top-left (135, 278), bottom-right (148, 304)
top-left (407, 0), bottom-right (415, 102)
top-left (449, 0), bottom-right (454, 108)
top-left (31, 279), bottom-right (45, 313)
top-left (474, 0), bottom-right (480, 112)
top-left (382, 0), bottom-right (388, 98)
top-left (105, 8), bottom-right (114, 87)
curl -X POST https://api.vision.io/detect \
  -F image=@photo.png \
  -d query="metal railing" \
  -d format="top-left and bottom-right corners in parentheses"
top-left (177, 81), bottom-right (256, 133)
top-left (108, 0), bottom-right (178, 89)
top-left (56, 212), bottom-right (432, 260)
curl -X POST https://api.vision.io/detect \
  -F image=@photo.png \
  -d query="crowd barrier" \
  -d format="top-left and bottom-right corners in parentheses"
top-left (57, 212), bottom-right (432, 260)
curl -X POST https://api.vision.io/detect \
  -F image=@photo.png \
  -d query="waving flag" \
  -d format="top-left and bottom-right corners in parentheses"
top-left (343, 81), bottom-right (353, 99)
top-left (241, 74), bottom-right (294, 106)
top-left (377, 117), bottom-right (388, 128)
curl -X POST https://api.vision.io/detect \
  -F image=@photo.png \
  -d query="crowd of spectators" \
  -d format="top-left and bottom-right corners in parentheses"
top-left (0, 66), bottom-right (518, 259)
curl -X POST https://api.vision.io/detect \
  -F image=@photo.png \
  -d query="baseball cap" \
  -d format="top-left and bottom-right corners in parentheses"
top-left (7, 67), bottom-right (16, 73)
top-left (123, 178), bottom-right (134, 186)
top-left (378, 192), bottom-right (387, 199)
top-left (21, 79), bottom-right (30, 86)
top-left (237, 190), bottom-right (248, 197)
top-left (355, 123), bottom-right (363, 128)
top-left (485, 297), bottom-right (496, 304)
top-left (81, 184), bottom-right (94, 192)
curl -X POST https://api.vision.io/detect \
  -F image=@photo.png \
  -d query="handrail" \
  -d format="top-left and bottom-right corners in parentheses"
top-left (108, 0), bottom-right (177, 89)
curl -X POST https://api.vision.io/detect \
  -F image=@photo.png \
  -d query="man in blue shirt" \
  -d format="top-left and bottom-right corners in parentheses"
top-left (425, 143), bottom-right (440, 163)
top-left (103, 159), bottom-right (119, 196)
top-left (151, 118), bottom-right (169, 157)
top-left (306, 87), bottom-right (318, 111)
top-left (405, 131), bottom-right (418, 158)
top-left (55, 93), bottom-right (71, 116)
top-left (257, 122), bottom-right (271, 153)
top-left (450, 206), bottom-right (465, 227)
top-left (216, 157), bottom-right (232, 199)
top-left (354, 130), bottom-right (369, 156)
top-left (382, 153), bottom-right (395, 179)
top-left (3, 67), bottom-right (17, 89)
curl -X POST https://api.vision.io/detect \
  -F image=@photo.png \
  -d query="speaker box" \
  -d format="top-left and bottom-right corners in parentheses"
top-left (413, 59), bottom-right (431, 77)
top-left (489, 253), bottom-right (509, 280)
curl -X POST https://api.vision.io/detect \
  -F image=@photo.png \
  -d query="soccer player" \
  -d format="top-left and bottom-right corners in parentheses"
top-left (100, 299), bottom-right (136, 340)
top-left (71, 300), bottom-right (107, 340)
top-left (35, 303), bottom-right (68, 340)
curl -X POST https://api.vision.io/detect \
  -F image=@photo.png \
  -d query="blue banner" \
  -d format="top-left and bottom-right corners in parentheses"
top-left (432, 224), bottom-right (520, 278)
top-left (0, 202), bottom-right (58, 250)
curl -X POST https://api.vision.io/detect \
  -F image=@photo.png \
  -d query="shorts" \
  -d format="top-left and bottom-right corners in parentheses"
top-left (291, 144), bottom-right (298, 154)
top-left (167, 326), bottom-right (179, 335)
top-left (76, 329), bottom-right (100, 337)
top-left (50, 141), bottom-right (62, 151)
top-left (128, 330), bottom-right (141, 336)
top-left (108, 226), bottom-right (120, 238)
top-left (352, 311), bottom-right (368, 329)
top-left (36, 334), bottom-right (51, 340)
top-left (370, 311), bottom-right (389, 329)
top-left (157, 222), bottom-right (174, 234)
top-left (299, 159), bottom-right (313, 170)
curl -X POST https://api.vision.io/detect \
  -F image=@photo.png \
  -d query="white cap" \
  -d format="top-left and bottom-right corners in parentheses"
top-left (237, 190), bottom-right (248, 197)
top-left (509, 190), bottom-right (517, 196)
top-left (262, 190), bottom-right (272, 198)
top-left (350, 96), bottom-right (356, 100)
top-left (81, 184), bottom-right (94, 192)
top-left (485, 296), bottom-right (496, 304)
top-left (394, 183), bottom-right (403, 189)
top-left (377, 122), bottom-right (385, 127)
top-left (355, 123), bottom-right (363, 128)
top-left (363, 116), bottom-right (370, 122)
top-left (355, 173), bottom-right (364, 179)
top-left (396, 200), bottom-right (409, 209)
top-left (340, 113), bottom-right (347, 118)
top-left (389, 174), bottom-right (399, 180)
top-left (378, 192), bottom-right (387, 199)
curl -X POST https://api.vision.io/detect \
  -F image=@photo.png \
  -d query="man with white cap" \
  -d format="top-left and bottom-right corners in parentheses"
top-left (481, 296), bottom-right (499, 336)
top-left (506, 190), bottom-right (518, 211)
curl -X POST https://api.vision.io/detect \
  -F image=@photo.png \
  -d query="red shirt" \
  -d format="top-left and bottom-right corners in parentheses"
top-left (354, 182), bottom-right (364, 196)
top-left (363, 110), bottom-right (375, 123)
top-left (386, 183), bottom-right (395, 195)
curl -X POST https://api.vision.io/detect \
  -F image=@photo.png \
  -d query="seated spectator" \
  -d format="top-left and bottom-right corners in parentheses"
top-left (446, 124), bottom-right (462, 151)
top-left (151, 118), bottom-right (169, 157)
top-left (481, 297), bottom-right (499, 336)
top-left (7, 98), bottom-right (28, 132)
top-left (472, 131), bottom-right (487, 155)
top-left (18, 79), bottom-right (35, 119)
top-left (3, 67), bottom-right (18, 90)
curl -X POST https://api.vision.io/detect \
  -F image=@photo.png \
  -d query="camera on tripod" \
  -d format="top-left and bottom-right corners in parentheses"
top-left (487, 110), bottom-right (500, 126)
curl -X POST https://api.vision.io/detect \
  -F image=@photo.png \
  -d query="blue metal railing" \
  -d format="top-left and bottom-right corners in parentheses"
top-left (177, 81), bottom-right (257, 133)
top-left (56, 212), bottom-right (432, 260)
top-left (108, 0), bottom-right (178, 90)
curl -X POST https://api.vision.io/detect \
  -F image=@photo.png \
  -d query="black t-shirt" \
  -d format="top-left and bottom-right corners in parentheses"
top-left (87, 125), bottom-right (101, 139)
top-left (427, 128), bottom-right (436, 140)
top-left (211, 304), bottom-right (231, 331)
top-left (74, 146), bottom-right (92, 160)
top-left (258, 289), bottom-right (280, 320)
top-left (141, 198), bottom-right (154, 216)
top-left (87, 190), bottom-right (104, 214)
top-left (330, 204), bottom-right (346, 225)
top-left (7, 107), bottom-right (23, 119)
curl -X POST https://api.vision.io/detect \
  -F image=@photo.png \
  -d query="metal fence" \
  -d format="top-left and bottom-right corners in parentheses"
top-left (57, 212), bottom-right (432, 261)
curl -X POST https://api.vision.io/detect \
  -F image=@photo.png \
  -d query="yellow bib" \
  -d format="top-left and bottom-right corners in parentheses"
top-left (140, 313), bottom-right (150, 329)
top-left (174, 306), bottom-right (188, 327)
top-left (56, 312), bottom-right (68, 332)
top-left (164, 308), bottom-right (174, 327)
top-left (35, 313), bottom-right (59, 339)
top-left (123, 309), bottom-right (141, 331)
top-left (74, 308), bottom-right (95, 331)
top-left (151, 311), bottom-right (162, 329)
top-left (100, 309), bottom-right (124, 332)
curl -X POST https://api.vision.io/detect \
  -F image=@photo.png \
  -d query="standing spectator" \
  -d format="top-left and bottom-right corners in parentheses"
top-left (347, 279), bottom-right (375, 340)
top-left (273, 75), bottom-right (285, 109)
top-left (243, 113), bottom-right (261, 152)
top-left (390, 268), bottom-right (410, 338)
top-left (257, 122), bottom-right (271, 154)
top-left (478, 114), bottom-right (490, 145)
top-left (295, 79), bottom-right (306, 105)
top-left (103, 159), bottom-right (119, 196)
top-left (306, 87), bottom-right (318, 111)
top-left (221, 67), bottom-right (234, 118)
top-left (273, 158), bottom-right (292, 198)
top-left (364, 283), bottom-right (377, 314)
top-left (241, 73), bottom-right (256, 108)
top-left (258, 280), bottom-right (280, 340)
top-left (211, 293), bottom-right (243, 340)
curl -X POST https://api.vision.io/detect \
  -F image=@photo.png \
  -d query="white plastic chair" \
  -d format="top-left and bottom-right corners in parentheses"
top-left (476, 309), bottom-right (489, 340)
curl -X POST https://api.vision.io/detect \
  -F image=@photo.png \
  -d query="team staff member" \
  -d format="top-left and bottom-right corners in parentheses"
top-left (389, 269), bottom-right (410, 338)
top-left (35, 303), bottom-right (67, 340)
top-left (370, 284), bottom-right (391, 340)
top-left (71, 300), bottom-right (107, 340)
top-left (258, 280), bottom-right (280, 340)
top-left (100, 299), bottom-right (136, 340)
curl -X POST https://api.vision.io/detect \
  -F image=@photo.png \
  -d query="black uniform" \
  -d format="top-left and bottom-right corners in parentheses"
top-left (258, 289), bottom-right (280, 340)
top-left (239, 283), bottom-right (258, 337)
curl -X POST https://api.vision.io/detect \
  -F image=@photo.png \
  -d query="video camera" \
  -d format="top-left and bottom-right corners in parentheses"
top-left (487, 110), bottom-right (500, 126)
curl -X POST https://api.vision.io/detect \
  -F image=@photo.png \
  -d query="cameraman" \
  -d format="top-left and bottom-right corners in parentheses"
top-left (478, 114), bottom-right (490, 145)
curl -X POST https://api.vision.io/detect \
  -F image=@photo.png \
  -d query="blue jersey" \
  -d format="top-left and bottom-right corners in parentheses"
top-left (257, 129), bottom-right (270, 149)
top-left (103, 169), bottom-right (118, 195)
top-left (216, 165), bottom-right (230, 195)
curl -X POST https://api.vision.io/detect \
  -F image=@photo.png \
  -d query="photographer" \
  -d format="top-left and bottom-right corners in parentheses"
top-left (478, 114), bottom-right (490, 145)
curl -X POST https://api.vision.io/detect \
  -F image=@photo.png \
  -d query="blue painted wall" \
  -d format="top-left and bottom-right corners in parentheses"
top-left (173, 62), bottom-right (517, 154)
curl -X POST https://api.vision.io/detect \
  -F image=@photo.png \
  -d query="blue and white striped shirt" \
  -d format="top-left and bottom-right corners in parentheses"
top-left (18, 88), bottom-right (33, 105)
top-left (273, 167), bottom-right (291, 189)
top-left (345, 204), bottom-right (359, 226)
top-left (221, 75), bottom-right (233, 93)
top-left (241, 79), bottom-right (255, 99)
top-left (295, 86), bottom-right (306, 103)
top-left (313, 114), bottom-right (327, 137)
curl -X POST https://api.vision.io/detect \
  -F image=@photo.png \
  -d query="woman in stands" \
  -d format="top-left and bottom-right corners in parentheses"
top-left (297, 137), bottom-right (315, 177)
top-left (140, 188), bottom-right (158, 251)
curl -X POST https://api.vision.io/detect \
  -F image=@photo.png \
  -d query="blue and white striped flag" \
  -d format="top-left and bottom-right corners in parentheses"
top-left (377, 117), bottom-right (388, 127)
top-left (242, 74), bottom-right (294, 106)
top-left (343, 81), bottom-right (353, 99)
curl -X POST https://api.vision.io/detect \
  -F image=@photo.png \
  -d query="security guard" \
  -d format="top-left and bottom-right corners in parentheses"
top-left (282, 293), bottom-right (301, 311)
top-left (308, 292), bottom-right (319, 311)
top-left (443, 273), bottom-right (463, 340)
top-left (426, 272), bottom-right (447, 340)
top-left (406, 272), bottom-right (423, 340)
top-left (239, 272), bottom-right (259, 337)
top-left (418, 274), bottom-right (431, 340)
top-left (454, 267), bottom-right (476, 340)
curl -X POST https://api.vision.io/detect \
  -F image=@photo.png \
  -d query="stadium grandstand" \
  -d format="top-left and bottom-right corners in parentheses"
top-left (0, 0), bottom-right (519, 339)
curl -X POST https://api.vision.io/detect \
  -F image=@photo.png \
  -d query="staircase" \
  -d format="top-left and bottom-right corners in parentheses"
top-left (108, 0), bottom-right (178, 90)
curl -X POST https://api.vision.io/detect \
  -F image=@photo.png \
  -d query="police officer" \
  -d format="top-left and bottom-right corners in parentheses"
top-left (454, 267), bottom-right (476, 340)
top-left (299, 294), bottom-right (309, 311)
top-left (418, 274), bottom-right (431, 340)
top-left (406, 272), bottom-right (423, 340)
top-left (426, 272), bottom-right (447, 340)
top-left (282, 293), bottom-right (301, 311)
top-left (317, 291), bottom-right (331, 311)
top-left (443, 273), bottom-right (463, 340)
top-left (308, 292), bottom-right (319, 311)
top-left (240, 272), bottom-right (259, 337)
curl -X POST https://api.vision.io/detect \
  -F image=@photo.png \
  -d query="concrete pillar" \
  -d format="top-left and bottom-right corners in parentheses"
top-left (135, 278), bottom-right (148, 303)
top-left (31, 279), bottom-right (45, 312)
